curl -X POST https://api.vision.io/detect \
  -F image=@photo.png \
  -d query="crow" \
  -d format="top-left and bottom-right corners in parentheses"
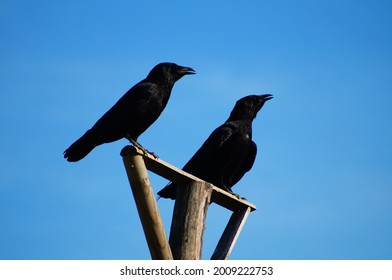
top-left (64, 62), bottom-right (196, 162)
top-left (157, 94), bottom-right (273, 199)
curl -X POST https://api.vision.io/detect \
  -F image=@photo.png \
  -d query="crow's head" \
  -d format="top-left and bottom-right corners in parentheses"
top-left (147, 62), bottom-right (196, 85)
top-left (228, 94), bottom-right (273, 121)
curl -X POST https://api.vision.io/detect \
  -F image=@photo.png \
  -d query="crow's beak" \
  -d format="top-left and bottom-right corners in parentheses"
top-left (261, 94), bottom-right (273, 101)
top-left (256, 94), bottom-right (273, 111)
top-left (179, 66), bottom-right (196, 75)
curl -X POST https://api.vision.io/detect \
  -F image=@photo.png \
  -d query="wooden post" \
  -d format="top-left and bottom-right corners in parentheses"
top-left (211, 207), bottom-right (251, 260)
top-left (121, 146), bottom-right (173, 260)
top-left (169, 181), bottom-right (213, 260)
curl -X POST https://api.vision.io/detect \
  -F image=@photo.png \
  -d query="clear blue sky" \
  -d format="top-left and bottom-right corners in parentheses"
top-left (1, 0), bottom-right (391, 260)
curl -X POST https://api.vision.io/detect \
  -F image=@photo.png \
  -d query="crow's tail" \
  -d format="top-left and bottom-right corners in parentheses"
top-left (64, 130), bottom-right (97, 162)
top-left (157, 183), bottom-right (177, 200)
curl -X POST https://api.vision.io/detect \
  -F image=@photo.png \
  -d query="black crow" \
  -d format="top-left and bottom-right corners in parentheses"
top-left (157, 94), bottom-right (273, 199)
top-left (64, 62), bottom-right (195, 162)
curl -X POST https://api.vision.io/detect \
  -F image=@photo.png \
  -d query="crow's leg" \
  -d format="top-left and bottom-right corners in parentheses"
top-left (125, 136), bottom-right (159, 159)
top-left (220, 184), bottom-right (244, 200)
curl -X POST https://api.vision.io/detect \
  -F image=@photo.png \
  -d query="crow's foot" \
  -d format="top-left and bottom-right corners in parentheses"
top-left (126, 137), bottom-right (159, 159)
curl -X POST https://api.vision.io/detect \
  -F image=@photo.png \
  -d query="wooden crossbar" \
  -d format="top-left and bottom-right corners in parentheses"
top-left (121, 145), bottom-right (256, 212)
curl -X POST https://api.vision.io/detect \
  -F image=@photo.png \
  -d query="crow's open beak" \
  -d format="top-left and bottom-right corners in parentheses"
top-left (256, 94), bottom-right (273, 111)
top-left (261, 94), bottom-right (273, 101)
top-left (179, 66), bottom-right (196, 75)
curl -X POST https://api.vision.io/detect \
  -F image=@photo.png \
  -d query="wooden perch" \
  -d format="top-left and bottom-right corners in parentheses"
top-left (121, 145), bottom-right (256, 212)
top-left (121, 145), bottom-right (257, 260)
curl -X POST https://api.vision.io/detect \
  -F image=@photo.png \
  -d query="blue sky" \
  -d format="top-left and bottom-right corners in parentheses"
top-left (1, 0), bottom-right (391, 259)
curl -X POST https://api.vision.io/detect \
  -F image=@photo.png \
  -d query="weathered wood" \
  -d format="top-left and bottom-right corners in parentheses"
top-left (121, 146), bottom-right (173, 260)
top-left (169, 181), bottom-right (213, 260)
top-left (211, 186), bottom-right (257, 212)
top-left (123, 145), bottom-right (256, 212)
top-left (137, 147), bottom-right (204, 184)
top-left (121, 145), bottom-right (257, 260)
top-left (211, 207), bottom-right (251, 260)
